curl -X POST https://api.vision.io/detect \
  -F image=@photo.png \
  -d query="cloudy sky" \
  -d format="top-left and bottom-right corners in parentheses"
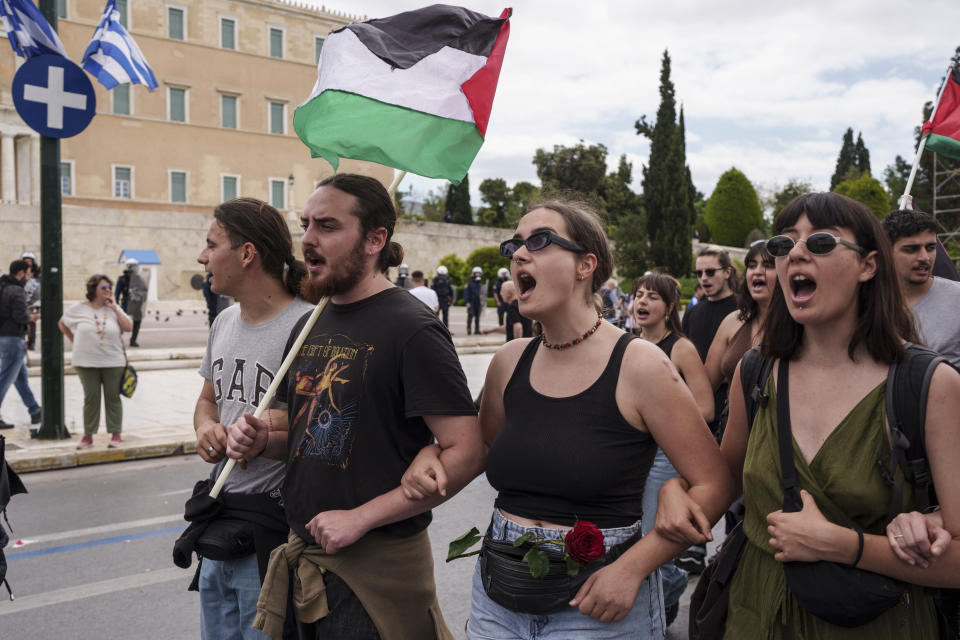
top-left (313, 0), bottom-right (959, 208)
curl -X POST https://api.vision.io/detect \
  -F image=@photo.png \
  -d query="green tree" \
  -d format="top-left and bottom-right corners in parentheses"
top-left (831, 128), bottom-right (858, 189)
top-left (636, 50), bottom-right (691, 275)
top-left (704, 167), bottom-right (764, 247)
top-left (532, 142), bottom-right (608, 199)
top-left (478, 178), bottom-right (512, 227)
top-left (768, 179), bottom-right (814, 219)
top-left (602, 155), bottom-right (648, 278)
top-left (465, 246), bottom-right (510, 283)
top-left (511, 181), bottom-right (540, 221)
top-left (883, 155), bottom-right (911, 210)
top-left (854, 132), bottom-right (871, 176)
top-left (446, 174), bottom-right (473, 224)
top-left (833, 173), bottom-right (889, 219)
top-left (420, 188), bottom-right (446, 222)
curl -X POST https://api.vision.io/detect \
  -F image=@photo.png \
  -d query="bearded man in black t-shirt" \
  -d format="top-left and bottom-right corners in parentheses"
top-left (227, 174), bottom-right (483, 640)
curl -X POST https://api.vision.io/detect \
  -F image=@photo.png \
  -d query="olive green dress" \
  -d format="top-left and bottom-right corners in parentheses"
top-left (725, 374), bottom-right (939, 639)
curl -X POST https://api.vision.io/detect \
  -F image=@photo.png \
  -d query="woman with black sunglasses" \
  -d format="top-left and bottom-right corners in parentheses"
top-left (403, 199), bottom-right (732, 638)
top-left (704, 240), bottom-right (776, 403)
top-left (657, 192), bottom-right (960, 638)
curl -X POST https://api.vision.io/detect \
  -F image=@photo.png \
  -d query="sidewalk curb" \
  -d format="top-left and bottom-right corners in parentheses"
top-left (9, 438), bottom-right (199, 473)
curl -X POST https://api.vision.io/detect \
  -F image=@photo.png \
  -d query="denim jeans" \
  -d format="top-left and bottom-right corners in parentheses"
top-left (641, 447), bottom-right (688, 610)
top-left (467, 509), bottom-right (664, 639)
top-left (296, 570), bottom-right (381, 639)
top-left (0, 336), bottom-right (39, 418)
top-left (199, 554), bottom-right (269, 640)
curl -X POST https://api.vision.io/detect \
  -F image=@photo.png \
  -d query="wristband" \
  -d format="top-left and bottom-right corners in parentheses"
top-left (849, 527), bottom-right (864, 569)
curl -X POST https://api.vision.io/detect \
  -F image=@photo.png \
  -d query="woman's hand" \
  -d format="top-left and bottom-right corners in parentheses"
top-left (767, 490), bottom-right (852, 563)
top-left (887, 510), bottom-right (949, 568)
top-left (655, 477), bottom-right (714, 545)
top-left (569, 559), bottom-right (645, 623)
top-left (401, 444), bottom-right (446, 499)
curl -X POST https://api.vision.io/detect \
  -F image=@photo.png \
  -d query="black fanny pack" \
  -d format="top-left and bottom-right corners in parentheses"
top-left (479, 523), bottom-right (641, 615)
top-left (775, 362), bottom-right (905, 627)
top-left (195, 518), bottom-right (256, 561)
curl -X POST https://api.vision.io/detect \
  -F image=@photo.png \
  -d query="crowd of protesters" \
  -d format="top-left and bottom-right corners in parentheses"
top-left (8, 177), bottom-right (954, 639)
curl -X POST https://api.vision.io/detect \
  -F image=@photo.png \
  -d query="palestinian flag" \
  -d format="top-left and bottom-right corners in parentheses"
top-left (922, 68), bottom-right (960, 161)
top-left (293, 4), bottom-right (511, 184)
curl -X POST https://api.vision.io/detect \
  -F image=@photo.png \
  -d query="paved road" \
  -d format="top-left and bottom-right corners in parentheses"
top-left (0, 455), bottom-right (711, 639)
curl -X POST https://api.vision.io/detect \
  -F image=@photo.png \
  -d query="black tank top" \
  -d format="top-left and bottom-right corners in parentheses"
top-left (486, 333), bottom-right (657, 528)
top-left (656, 332), bottom-right (680, 359)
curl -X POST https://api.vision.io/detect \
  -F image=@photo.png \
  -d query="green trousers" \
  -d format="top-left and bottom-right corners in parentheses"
top-left (74, 366), bottom-right (125, 435)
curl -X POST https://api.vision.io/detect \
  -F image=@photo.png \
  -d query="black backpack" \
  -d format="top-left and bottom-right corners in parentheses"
top-left (739, 345), bottom-right (958, 638)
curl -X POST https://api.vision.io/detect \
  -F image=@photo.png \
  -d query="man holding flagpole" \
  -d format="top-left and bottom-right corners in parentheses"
top-left (227, 175), bottom-right (483, 639)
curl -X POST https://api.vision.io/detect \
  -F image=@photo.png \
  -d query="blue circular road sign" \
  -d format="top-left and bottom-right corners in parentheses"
top-left (12, 55), bottom-right (96, 138)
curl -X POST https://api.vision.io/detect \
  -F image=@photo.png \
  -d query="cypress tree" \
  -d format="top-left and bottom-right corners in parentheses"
top-left (854, 132), bottom-right (871, 176)
top-left (635, 50), bottom-right (691, 275)
top-left (446, 174), bottom-right (473, 225)
top-left (830, 128), bottom-right (858, 189)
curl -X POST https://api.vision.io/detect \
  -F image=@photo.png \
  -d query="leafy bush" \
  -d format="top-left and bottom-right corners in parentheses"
top-left (832, 173), bottom-right (890, 220)
top-left (705, 168), bottom-right (763, 247)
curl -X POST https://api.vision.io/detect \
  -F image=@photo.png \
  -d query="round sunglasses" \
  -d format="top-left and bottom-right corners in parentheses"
top-left (766, 232), bottom-right (865, 258)
top-left (500, 230), bottom-right (585, 258)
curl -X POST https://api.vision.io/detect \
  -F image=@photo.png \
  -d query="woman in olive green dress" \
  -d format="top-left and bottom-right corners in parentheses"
top-left (659, 192), bottom-right (960, 638)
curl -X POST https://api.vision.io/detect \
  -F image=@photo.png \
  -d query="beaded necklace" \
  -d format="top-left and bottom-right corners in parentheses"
top-left (93, 307), bottom-right (108, 345)
top-left (541, 313), bottom-right (603, 351)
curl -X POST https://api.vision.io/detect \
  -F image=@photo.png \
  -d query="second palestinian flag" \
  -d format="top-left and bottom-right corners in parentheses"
top-left (294, 5), bottom-right (512, 184)
top-left (922, 68), bottom-right (960, 161)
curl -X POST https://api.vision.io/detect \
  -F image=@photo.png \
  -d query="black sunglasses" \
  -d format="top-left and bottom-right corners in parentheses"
top-left (766, 233), bottom-right (865, 258)
top-left (500, 230), bottom-right (585, 258)
top-left (693, 268), bottom-right (721, 278)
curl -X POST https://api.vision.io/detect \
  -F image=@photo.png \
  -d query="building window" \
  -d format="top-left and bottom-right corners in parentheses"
top-left (222, 175), bottom-right (238, 202)
top-left (59, 161), bottom-right (72, 195)
top-left (114, 166), bottom-right (132, 199)
top-left (269, 27), bottom-right (283, 58)
top-left (270, 179), bottom-right (285, 209)
top-left (220, 17), bottom-right (235, 49)
top-left (221, 94), bottom-right (237, 129)
top-left (116, 0), bottom-right (128, 28)
top-left (170, 171), bottom-right (187, 203)
top-left (168, 6), bottom-right (184, 40)
top-left (56, 0), bottom-right (67, 19)
top-left (168, 87), bottom-right (186, 122)
top-left (113, 83), bottom-right (130, 115)
top-left (269, 102), bottom-right (285, 134)
top-left (315, 36), bottom-right (324, 63)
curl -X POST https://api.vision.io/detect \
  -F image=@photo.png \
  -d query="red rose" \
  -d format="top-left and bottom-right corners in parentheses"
top-left (563, 520), bottom-right (605, 565)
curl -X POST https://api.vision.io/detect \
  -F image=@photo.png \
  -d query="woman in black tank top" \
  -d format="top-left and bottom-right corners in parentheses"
top-left (403, 201), bottom-right (733, 638)
top-left (632, 273), bottom-right (714, 422)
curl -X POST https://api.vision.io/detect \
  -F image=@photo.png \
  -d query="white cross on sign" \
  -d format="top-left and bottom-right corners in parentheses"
top-left (22, 66), bottom-right (87, 130)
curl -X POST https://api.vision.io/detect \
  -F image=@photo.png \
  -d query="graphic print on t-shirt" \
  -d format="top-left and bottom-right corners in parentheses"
top-left (291, 333), bottom-right (374, 469)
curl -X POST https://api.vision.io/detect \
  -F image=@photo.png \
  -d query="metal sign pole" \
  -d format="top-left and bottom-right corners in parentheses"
top-left (36, 0), bottom-right (67, 439)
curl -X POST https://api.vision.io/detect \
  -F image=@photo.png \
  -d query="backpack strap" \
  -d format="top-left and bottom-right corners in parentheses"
top-left (739, 346), bottom-right (774, 432)
top-left (882, 344), bottom-right (950, 515)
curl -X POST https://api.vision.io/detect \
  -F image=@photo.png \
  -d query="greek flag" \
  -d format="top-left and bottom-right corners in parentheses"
top-left (0, 0), bottom-right (69, 59)
top-left (81, 0), bottom-right (157, 90)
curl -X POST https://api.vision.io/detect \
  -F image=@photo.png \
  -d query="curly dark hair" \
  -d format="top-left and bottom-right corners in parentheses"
top-left (880, 209), bottom-right (941, 244)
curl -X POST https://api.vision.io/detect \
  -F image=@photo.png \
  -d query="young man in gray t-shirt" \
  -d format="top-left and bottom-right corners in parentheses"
top-left (883, 208), bottom-right (960, 367)
top-left (193, 199), bottom-right (311, 640)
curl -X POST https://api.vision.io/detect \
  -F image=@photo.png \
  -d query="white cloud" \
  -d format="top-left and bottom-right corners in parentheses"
top-left (310, 0), bottom-right (960, 204)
